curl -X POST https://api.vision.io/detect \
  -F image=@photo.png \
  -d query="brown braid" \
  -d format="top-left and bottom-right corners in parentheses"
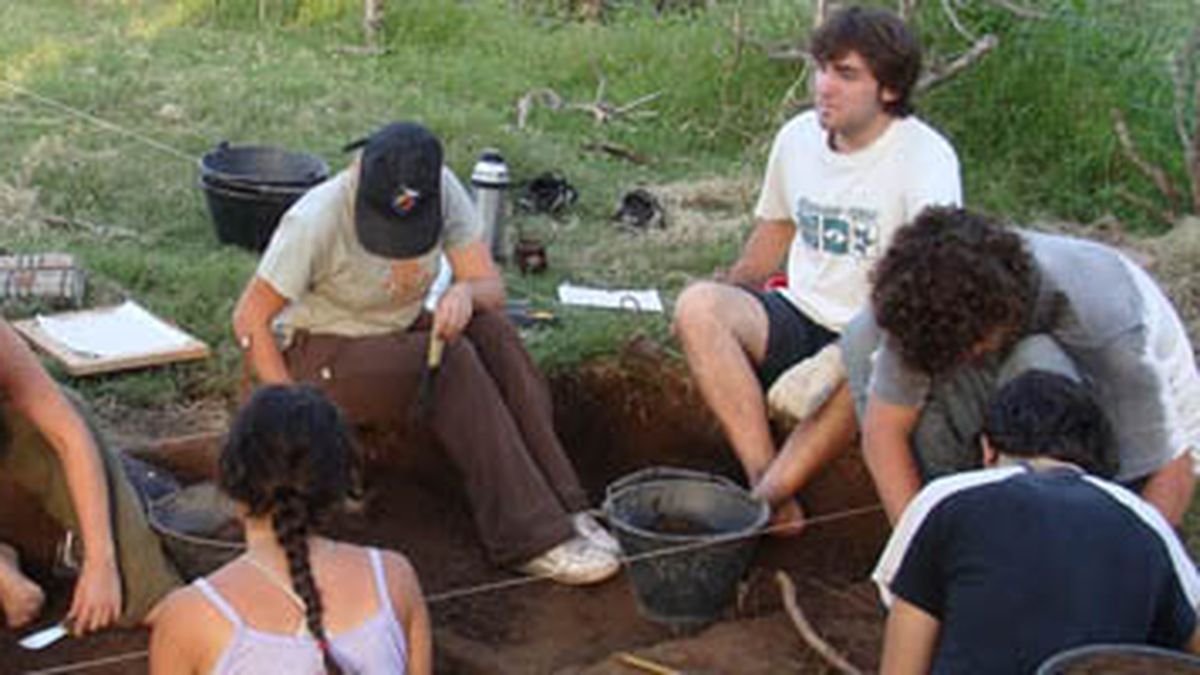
top-left (220, 385), bottom-right (357, 674)
top-left (273, 490), bottom-right (345, 675)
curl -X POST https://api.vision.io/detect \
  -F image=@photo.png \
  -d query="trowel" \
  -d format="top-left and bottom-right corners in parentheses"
top-left (19, 621), bottom-right (69, 650)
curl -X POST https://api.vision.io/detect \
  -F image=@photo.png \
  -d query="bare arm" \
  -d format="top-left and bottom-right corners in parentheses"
top-left (1140, 452), bottom-right (1195, 527)
top-left (863, 397), bottom-right (924, 525)
top-left (0, 318), bottom-right (120, 633)
top-left (385, 552), bottom-right (432, 675)
top-left (435, 241), bottom-right (505, 341)
top-left (724, 218), bottom-right (795, 286)
top-left (232, 276), bottom-right (292, 385)
top-left (880, 597), bottom-right (940, 675)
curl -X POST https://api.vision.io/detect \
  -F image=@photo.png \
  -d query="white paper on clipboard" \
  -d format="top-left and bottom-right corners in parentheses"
top-left (557, 283), bottom-right (663, 313)
top-left (36, 300), bottom-right (195, 359)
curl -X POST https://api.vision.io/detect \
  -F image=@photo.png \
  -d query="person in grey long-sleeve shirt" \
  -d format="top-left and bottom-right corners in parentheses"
top-left (842, 206), bottom-right (1199, 525)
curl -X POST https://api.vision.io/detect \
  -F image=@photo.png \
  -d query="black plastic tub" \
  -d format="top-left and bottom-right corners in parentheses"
top-left (198, 143), bottom-right (329, 252)
top-left (603, 467), bottom-right (769, 628)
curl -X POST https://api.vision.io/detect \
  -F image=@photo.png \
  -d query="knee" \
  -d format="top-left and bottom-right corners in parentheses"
top-left (673, 281), bottom-right (728, 342)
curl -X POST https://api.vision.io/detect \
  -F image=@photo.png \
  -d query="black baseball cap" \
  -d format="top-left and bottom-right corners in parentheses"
top-left (345, 122), bottom-right (443, 258)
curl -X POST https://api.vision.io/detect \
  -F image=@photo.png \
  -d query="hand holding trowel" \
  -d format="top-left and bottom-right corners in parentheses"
top-left (415, 332), bottom-right (444, 416)
top-left (415, 282), bottom-right (473, 417)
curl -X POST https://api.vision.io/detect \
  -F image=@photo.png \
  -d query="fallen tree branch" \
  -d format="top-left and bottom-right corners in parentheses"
top-left (516, 79), bottom-right (660, 129)
top-left (1111, 107), bottom-right (1181, 207)
top-left (984, 0), bottom-right (1049, 19)
top-left (582, 141), bottom-right (651, 165)
top-left (941, 0), bottom-right (978, 43)
top-left (916, 34), bottom-right (999, 92)
top-left (42, 214), bottom-right (144, 242)
top-left (516, 88), bottom-right (565, 129)
top-left (1115, 185), bottom-right (1177, 228)
top-left (776, 571), bottom-right (864, 675)
top-left (1170, 30), bottom-right (1200, 213)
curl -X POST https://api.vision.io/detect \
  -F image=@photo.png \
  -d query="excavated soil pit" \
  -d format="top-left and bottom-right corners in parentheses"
top-left (1, 347), bottom-right (887, 674)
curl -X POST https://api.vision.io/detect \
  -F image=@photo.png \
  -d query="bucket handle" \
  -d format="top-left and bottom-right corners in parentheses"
top-left (605, 466), bottom-right (740, 501)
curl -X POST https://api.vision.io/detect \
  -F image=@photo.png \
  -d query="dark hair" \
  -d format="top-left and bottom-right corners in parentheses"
top-left (219, 385), bottom-right (355, 675)
top-left (871, 207), bottom-right (1034, 375)
top-left (810, 6), bottom-right (922, 117)
top-left (982, 370), bottom-right (1117, 477)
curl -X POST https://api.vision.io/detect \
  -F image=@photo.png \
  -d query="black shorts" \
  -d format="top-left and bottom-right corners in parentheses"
top-left (751, 289), bottom-right (838, 388)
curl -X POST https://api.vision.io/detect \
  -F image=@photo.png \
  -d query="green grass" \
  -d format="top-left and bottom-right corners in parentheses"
top-left (0, 0), bottom-right (1197, 398)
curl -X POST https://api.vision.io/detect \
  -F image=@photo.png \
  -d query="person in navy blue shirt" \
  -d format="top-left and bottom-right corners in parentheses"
top-left (874, 371), bottom-right (1200, 674)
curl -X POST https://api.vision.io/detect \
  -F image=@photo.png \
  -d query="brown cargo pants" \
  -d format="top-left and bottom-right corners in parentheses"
top-left (284, 309), bottom-right (585, 566)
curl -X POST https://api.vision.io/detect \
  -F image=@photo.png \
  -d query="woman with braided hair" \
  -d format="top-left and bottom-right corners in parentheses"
top-left (149, 385), bottom-right (431, 674)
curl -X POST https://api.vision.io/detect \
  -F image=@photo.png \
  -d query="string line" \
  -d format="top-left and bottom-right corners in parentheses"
top-left (19, 502), bottom-right (883, 673)
top-left (0, 79), bottom-right (196, 164)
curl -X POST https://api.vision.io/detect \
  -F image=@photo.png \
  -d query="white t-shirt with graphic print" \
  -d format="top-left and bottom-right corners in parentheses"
top-left (754, 110), bottom-right (961, 332)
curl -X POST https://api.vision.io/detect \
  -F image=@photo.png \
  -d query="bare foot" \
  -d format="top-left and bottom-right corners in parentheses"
top-left (766, 500), bottom-right (806, 538)
top-left (0, 542), bottom-right (45, 629)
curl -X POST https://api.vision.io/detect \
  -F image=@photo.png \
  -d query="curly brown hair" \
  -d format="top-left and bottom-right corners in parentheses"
top-left (870, 207), bottom-right (1034, 375)
top-left (811, 6), bottom-right (922, 117)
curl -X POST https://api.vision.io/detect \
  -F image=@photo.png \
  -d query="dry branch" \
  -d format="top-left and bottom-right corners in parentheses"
top-left (363, 0), bottom-right (385, 51)
top-left (984, 0), bottom-right (1049, 19)
top-left (516, 77), bottom-right (660, 129)
top-left (916, 34), bottom-right (999, 92)
top-left (776, 571), bottom-right (864, 675)
top-left (582, 141), bottom-right (651, 165)
top-left (941, 0), bottom-right (978, 43)
top-left (1116, 185), bottom-right (1177, 228)
top-left (1111, 107), bottom-right (1181, 208)
top-left (1171, 30), bottom-right (1200, 213)
top-left (516, 88), bottom-right (564, 129)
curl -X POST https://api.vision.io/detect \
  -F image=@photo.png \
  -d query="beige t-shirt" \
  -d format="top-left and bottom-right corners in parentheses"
top-left (755, 111), bottom-right (961, 332)
top-left (257, 165), bottom-right (483, 343)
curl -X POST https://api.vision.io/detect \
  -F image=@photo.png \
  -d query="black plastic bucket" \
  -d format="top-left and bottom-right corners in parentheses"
top-left (1036, 643), bottom-right (1200, 674)
top-left (198, 143), bottom-right (329, 252)
top-left (603, 467), bottom-right (769, 627)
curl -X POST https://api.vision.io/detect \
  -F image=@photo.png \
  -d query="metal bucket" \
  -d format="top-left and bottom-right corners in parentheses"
top-left (147, 482), bottom-right (244, 580)
top-left (603, 467), bottom-right (768, 627)
top-left (1036, 643), bottom-right (1200, 674)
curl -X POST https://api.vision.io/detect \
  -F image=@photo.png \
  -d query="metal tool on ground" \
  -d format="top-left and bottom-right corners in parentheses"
top-left (416, 332), bottom-right (445, 416)
top-left (19, 622), bottom-right (69, 651)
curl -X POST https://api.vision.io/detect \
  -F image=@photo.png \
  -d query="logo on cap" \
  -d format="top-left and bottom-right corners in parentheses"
top-left (393, 186), bottom-right (421, 215)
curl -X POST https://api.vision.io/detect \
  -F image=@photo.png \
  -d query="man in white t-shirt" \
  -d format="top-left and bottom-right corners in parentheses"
top-left (673, 6), bottom-right (961, 532)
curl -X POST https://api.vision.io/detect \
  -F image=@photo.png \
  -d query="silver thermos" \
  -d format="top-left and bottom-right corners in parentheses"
top-left (471, 149), bottom-right (511, 262)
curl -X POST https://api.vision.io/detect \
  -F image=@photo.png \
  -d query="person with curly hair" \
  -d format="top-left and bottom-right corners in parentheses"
top-left (673, 6), bottom-right (960, 533)
top-left (843, 206), bottom-right (1198, 526)
top-left (149, 385), bottom-right (432, 675)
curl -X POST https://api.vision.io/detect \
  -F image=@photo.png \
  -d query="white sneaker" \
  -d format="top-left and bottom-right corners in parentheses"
top-left (518, 536), bottom-right (620, 586)
top-left (572, 512), bottom-right (622, 555)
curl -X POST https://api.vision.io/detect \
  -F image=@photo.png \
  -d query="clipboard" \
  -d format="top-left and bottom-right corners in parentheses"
top-left (13, 301), bottom-right (210, 376)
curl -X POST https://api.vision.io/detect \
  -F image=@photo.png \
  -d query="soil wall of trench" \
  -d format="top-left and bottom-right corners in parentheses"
top-left (0, 348), bottom-right (888, 673)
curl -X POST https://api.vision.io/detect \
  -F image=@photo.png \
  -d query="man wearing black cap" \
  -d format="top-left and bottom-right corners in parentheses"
top-left (232, 122), bottom-right (619, 585)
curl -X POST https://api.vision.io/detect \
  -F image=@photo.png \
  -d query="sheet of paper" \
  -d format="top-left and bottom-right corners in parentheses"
top-left (36, 301), bottom-right (196, 359)
top-left (557, 283), bottom-right (663, 313)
